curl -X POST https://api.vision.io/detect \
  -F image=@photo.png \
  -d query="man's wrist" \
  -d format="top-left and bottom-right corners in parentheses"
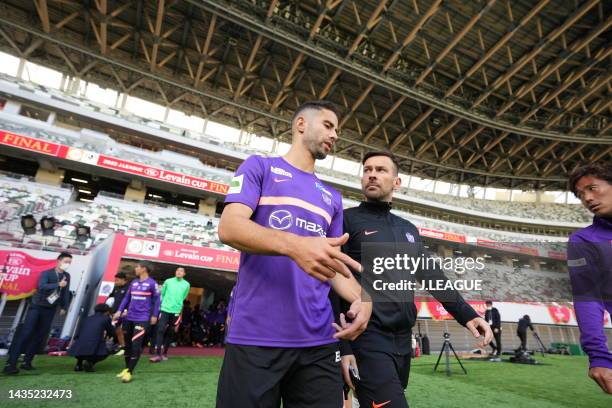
top-left (279, 232), bottom-right (299, 258)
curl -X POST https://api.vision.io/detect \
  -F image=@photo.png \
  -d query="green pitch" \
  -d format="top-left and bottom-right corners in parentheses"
top-left (0, 354), bottom-right (608, 407)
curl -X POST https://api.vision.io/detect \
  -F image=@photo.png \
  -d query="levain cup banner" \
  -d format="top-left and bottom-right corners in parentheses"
top-left (0, 250), bottom-right (57, 300)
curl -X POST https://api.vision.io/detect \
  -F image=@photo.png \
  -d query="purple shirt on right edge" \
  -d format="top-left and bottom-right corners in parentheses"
top-left (223, 155), bottom-right (344, 348)
top-left (567, 216), bottom-right (612, 369)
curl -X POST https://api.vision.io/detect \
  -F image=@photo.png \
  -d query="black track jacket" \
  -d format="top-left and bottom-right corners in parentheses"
top-left (333, 200), bottom-right (479, 356)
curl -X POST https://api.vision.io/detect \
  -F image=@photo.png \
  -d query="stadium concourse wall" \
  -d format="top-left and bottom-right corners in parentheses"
top-left (0, 129), bottom-right (569, 259)
top-left (0, 77), bottom-right (590, 229)
top-left (94, 233), bottom-right (240, 305)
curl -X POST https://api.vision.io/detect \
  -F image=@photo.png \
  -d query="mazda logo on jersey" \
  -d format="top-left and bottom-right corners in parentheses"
top-left (269, 210), bottom-right (293, 230)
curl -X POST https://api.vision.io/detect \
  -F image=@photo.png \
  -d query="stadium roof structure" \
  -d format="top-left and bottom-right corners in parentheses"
top-left (0, 0), bottom-right (610, 190)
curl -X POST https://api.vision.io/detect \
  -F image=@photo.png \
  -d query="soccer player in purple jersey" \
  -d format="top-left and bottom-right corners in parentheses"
top-left (113, 261), bottom-right (160, 383)
top-left (215, 101), bottom-right (372, 408)
top-left (567, 162), bottom-right (612, 394)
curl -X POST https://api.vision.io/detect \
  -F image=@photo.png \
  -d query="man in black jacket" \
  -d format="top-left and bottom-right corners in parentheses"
top-left (4, 252), bottom-right (72, 375)
top-left (517, 315), bottom-right (534, 352)
top-left (69, 303), bottom-right (114, 372)
top-left (107, 272), bottom-right (129, 354)
top-left (334, 151), bottom-right (492, 408)
top-left (485, 300), bottom-right (502, 358)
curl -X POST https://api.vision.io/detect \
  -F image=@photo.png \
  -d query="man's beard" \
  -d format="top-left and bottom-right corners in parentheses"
top-left (305, 137), bottom-right (327, 160)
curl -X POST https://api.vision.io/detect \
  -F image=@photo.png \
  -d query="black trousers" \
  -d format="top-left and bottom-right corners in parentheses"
top-left (216, 343), bottom-right (342, 408)
top-left (155, 311), bottom-right (180, 355)
top-left (353, 348), bottom-right (411, 408)
top-left (490, 327), bottom-right (502, 355)
top-left (75, 355), bottom-right (108, 366)
top-left (517, 331), bottom-right (527, 351)
top-left (6, 305), bottom-right (56, 367)
top-left (123, 320), bottom-right (150, 373)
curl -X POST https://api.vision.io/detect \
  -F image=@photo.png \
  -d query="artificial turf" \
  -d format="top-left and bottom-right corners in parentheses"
top-left (0, 354), bottom-right (608, 407)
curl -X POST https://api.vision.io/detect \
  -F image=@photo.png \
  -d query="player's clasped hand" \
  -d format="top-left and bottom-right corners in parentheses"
top-left (332, 299), bottom-right (372, 341)
top-left (289, 233), bottom-right (362, 282)
top-left (465, 317), bottom-right (493, 348)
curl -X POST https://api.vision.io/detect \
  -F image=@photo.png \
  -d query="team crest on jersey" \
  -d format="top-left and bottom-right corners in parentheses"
top-left (322, 193), bottom-right (332, 206)
top-left (315, 182), bottom-right (332, 196)
top-left (405, 232), bottom-right (415, 243)
top-left (270, 166), bottom-right (292, 178)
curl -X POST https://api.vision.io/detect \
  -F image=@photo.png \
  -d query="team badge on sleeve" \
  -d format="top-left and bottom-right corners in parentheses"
top-left (228, 174), bottom-right (244, 194)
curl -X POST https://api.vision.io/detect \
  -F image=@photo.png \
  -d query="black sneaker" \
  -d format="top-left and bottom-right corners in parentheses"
top-left (83, 361), bottom-right (95, 372)
top-left (74, 364), bottom-right (83, 372)
top-left (3, 365), bottom-right (19, 375)
top-left (19, 363), bottom-right (35, 371)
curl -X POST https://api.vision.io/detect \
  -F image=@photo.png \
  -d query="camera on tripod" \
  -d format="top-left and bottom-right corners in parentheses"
top-left (434, 332), bottom-right (467, 376)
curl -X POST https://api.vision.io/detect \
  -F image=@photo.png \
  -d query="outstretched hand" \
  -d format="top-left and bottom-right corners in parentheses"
top-left (465, 317), bottom-right (493, 348)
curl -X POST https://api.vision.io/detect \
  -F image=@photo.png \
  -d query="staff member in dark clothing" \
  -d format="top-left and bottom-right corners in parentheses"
top-left (107, 272), bottom-right (129, 354)
top-left (69, 303), bottom-right (114, 372)
top-left (333, 151), bottom-right (492, 408)
top-left (4, 252), bottom-right (72, 375)
top-left (517, 315), bottom-right (534, 352)
top-left (485, 300), bottom-right (502, 357)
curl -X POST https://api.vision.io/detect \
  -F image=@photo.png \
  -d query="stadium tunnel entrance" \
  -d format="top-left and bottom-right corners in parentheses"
top-left (118, 257), bottom-right (235, 310)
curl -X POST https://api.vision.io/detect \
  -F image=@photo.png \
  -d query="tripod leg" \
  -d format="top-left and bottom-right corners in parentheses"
top-left (445, 343), bottom-right (451, 376)
top-left (434, 343), bottom-right (445, 372)
top-left (448, 342), bottom-right (467, 374)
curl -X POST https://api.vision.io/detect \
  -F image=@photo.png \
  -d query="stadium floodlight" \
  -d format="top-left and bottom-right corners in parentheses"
top-left (75, 225), bottom-right (91, 242)
top-left (40, 216), bottom-right (57, 236)
top-left (20, 214), bottom-right (37, 235)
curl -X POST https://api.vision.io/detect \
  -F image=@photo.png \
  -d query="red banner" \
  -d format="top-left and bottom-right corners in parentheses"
top-left (95, 154), bottom-right (229, 194)
top-left (0, 130), bottom-right (61, 156)
top-left (0, 128), bottom-right (229, 195)
top-left (548, 304), bottom-right (572, 324)
top-left (0, 250), bottom-right (57, 300)
top-left (476, 239), bottom-right (539, 256)
top-left (119, 235), bottom-right (240, 271)
top-left (547, 250), bottom-right (566, 260)
top-left (418, 227), bottom-right (466, 243)
top-left (468, 301), bottom-right (487, 317)
top-left (426, 301), bottom-right (455, 320)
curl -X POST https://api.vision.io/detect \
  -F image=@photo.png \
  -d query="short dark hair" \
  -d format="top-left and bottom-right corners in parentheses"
top-left (94, 303), bottom-right (111, 313)
top-left (136, 261), bottom-right (154, 274)
top-left (569, 162), bottom-right (612, 197)
top-left (292, 100), bottom-right (340, 125)
top-left (57, 252), bottom-right (72, 261)
top-left (362, 151), bottom-right (400, 176)
top-left (115, 272), bottom-right (127, 280)
top-left (485, 300), bottom-right (493, 306)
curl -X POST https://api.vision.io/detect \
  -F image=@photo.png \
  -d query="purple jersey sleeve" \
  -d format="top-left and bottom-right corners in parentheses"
top-left (568, 235), bottom-right (612, 369)
top-left (224, 155), bottom-right (265, 211)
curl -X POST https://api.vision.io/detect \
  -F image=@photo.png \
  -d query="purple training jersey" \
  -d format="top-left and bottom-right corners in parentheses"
top-left (117, 277), bottom-right (161, 322)
top-left (567, 216), bottom-right (612, 369)
top-left (224, 155), bottom-right (344, 347)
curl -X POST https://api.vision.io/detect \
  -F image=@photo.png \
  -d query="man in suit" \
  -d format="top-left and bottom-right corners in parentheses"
top-left (4, 252), bottom-right (72, 375)
top-left (485, 300), bottom-right (502, 358)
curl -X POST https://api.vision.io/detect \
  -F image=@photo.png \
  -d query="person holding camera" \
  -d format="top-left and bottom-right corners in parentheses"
top-left (3, 252), bottom-right (72, 375)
